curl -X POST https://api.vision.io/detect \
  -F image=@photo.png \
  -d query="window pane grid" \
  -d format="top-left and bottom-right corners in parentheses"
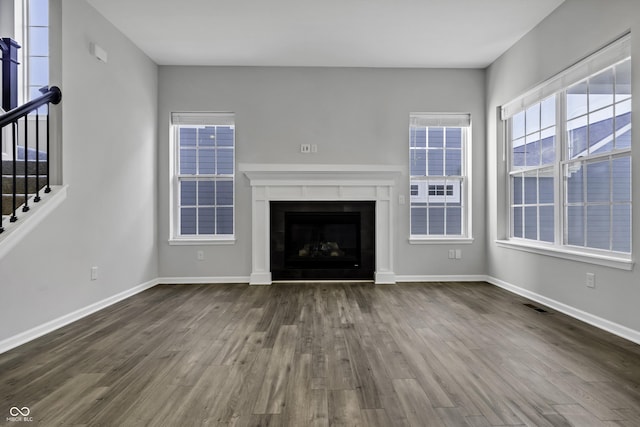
top-left (563, 154), bottom-right (631, 252)
top-left (509, 167), bottom-right (554, 242)
top-left (512, 95), bottom-right (556, 170)
top-left (175, 123), bottom-right (235, 237)
top-left (567, 62), bottom-right (631, 159)
top-left (178, 178), bottom-right (234, 236)
top-left (410, 121), bottom-right (468, 238)
top-left (509, 94), bottom-right (556, 244)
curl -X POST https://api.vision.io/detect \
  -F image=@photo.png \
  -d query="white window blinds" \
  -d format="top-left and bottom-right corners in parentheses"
top-left (410, 113), bottom-right (471, 128)
top-left (501, 33), bottom-right (631, 120)
top-left (171, 112), bottom-right (235, 126)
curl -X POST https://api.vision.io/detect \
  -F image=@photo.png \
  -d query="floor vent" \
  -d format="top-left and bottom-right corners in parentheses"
top-left (523, 303), bottom-right (551, 314)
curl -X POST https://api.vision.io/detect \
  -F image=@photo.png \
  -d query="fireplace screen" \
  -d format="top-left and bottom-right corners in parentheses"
top-left (284, 212), bottom-right (361, 270)
top-left (270, 201), bottom-right (375, 280)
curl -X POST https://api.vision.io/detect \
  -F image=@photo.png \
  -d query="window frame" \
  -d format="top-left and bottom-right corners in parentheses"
top-left (501, 36), bottom-right (633, 269)
top-left (409, 113), bottom-right (473, 244)
top-left (169, 113), bottom-right (236, 245)
top-left (507, 94), bottom-right (561, 246)
top-left (10, 0), bottom-right (49, 105)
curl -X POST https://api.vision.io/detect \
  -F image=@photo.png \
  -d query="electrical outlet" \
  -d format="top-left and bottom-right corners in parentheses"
top-left (90, 266), bottom-right (99, 281)
top-left (311, 144), bottom-right (318, 153)
top-left (586, 272), bottom-right (595, 288)
top-left (197, 250), bottom-right (204, 261)
top-left (300, 144), bottom-right (311, 153)
top-left (455, 249), bottom-right (462, 259)
top-left (448, 249), bottom-right (455, 259)
top-left (398, 195), bottom-right (405, 205)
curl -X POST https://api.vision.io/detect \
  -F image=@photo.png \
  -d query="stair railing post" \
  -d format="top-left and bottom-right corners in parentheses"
top-left (1, 38), bottom-right (21, 112)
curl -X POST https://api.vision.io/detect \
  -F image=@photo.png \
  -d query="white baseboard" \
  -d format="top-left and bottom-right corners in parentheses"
top-left (486, 275), bottom-right (640, 346)
top-left (158, 276), bottom-right (251, 285)
top-left (249, 272), bottom-right (272, 285)
top-left (0, 278), bottom-right (159, 354)
top-left (3, 274), bottom-right (638, 355)
top-left (374, 271), bottom-right (396, 284)
top-left (395, 274), bottom-right (488, 283)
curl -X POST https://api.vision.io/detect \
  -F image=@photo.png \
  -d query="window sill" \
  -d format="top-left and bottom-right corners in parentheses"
top-left (409, 237), bottom-right (474, 245)
top-left (495, 239), bottom-right (634, 271)
top-left (169, 237), bottom-right (236, 246)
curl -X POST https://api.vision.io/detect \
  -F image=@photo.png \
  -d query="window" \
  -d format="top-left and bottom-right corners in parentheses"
top-left (503, 35), bottom-right (631, 259)
top-left (25, 0), bottom-right (49, 102)
top-left (428, 184), bottom-right (454, 197)
top-left (171, 113), bottom-right (235, 242)
top-left (510, 95), bottom-right (557, 243)
top-left (410, 113), bottom-right (471, 240)
top-left (0, 0), bottom-right (48, 105)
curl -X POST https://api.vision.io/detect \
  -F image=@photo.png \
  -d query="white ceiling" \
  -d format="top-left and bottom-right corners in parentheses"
top-left (86, 0), bottom-right (565, 69)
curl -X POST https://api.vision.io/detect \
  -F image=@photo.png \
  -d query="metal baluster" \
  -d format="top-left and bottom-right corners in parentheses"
top-left (45, 102), bottom-right (51, 193)
top-left (34, 111), bottom-right (41, 202)
top-left (0, 87), bottom-right (61, 223)
top-left (10, 121), bottom-right (17, 222)
top-left (22, 114), bottom-right (29, 212)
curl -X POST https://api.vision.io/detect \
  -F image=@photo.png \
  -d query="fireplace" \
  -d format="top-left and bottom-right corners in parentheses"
top-left (271, 201), bottom-right (375, 280)
top-left (242, 164), bottom-right (398, 284)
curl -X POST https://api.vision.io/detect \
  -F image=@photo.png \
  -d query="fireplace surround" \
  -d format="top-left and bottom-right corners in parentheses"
top-left (241, 164), bottom-right (400, 284)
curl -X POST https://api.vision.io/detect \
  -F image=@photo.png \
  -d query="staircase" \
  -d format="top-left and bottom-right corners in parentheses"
top-left (1, 158), bottom-right (48, 216)
top-left (2, 35), bottom-right (62, 233)
top-left (0, 86), bottom-right (61, 233)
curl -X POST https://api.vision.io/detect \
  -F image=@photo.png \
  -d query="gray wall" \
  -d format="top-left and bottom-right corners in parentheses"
top-left (157, 67), bottom-right (486, 279)
top-left (0, 0), bottom-right (15, 37)
top-left (486, 0), bottom-right (640, 332)
top-left (0, 0), bottom-right (158, 342)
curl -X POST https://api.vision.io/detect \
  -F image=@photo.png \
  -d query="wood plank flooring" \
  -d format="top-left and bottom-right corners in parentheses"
top-left (1, 282), bottom-right (640, 426)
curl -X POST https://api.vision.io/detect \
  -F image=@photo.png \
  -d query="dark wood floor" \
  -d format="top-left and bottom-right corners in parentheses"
top-left (2, 282), bottom-right (640, 426)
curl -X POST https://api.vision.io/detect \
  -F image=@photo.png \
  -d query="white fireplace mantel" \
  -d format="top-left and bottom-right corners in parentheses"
top-left (240, 163), bottom-right (402, 285)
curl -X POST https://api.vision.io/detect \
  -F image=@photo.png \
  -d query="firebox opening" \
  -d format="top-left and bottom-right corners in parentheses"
top-left (285, 212), bottom-right (361, 270)
top-left (270, 201), bottom-right (375, 281)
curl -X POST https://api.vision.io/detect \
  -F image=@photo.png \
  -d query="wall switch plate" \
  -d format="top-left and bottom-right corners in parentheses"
top-left (455, 249), bottom-right (462, 259)
top-left (586, 272), bottom-right (595, 288)
top-left (300, 144), bottom-right (311, 153)
top-left (311, 144), bottom-right (318, 153)
top-left (398, 195), bottom-right (405, 205)
top-left (90, 266), bottom-right (99, 281)
top-left (197, 250), bottom-right (204, 261)
top-left (448, 249), bottom-right (455, 259)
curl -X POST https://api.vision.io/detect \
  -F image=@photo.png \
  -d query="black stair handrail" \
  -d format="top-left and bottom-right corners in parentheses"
top-left (0, 86), bottom-right (62, 128)
top-left (1, 86), bottom-right (62, 233)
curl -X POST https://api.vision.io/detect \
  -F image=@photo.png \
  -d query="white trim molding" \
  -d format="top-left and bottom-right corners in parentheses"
top-left (157, 276), bottom-right (250, 284)
top-left (3, 275), bottom-right (639, 354)
top-left (396, 274), bottom-right (487, 283)
top-left (486, 275), bottom-right (640, 346)
top-left (495, 239), bottom-right (634, 271)
top-left (0, 278), bottom-right (159, 354)
top-left (240, 163), bottom-right (402, 285)
top-left (409, 237), bottom-right (475, 245)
